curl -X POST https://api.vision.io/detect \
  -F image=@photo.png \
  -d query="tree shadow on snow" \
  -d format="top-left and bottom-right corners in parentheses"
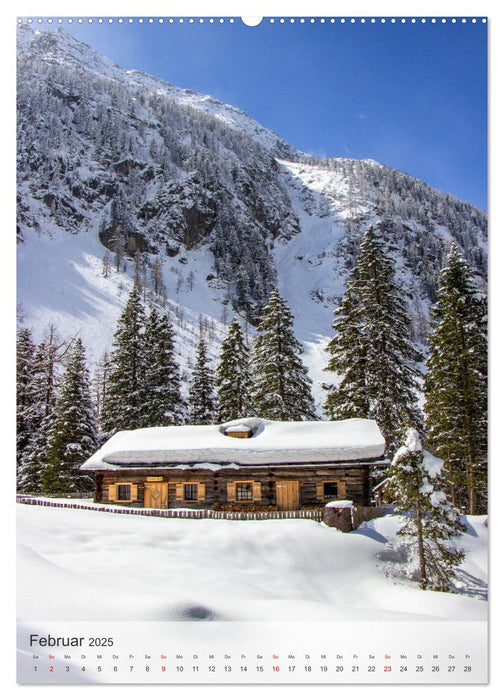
top-left (453, 569), bottom-right (488, 600)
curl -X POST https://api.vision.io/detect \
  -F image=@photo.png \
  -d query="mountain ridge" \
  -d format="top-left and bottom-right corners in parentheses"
top-left (16, 25), bottom-right (487, 411)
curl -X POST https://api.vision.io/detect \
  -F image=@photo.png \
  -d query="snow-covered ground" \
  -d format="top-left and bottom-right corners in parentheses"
top-left (17, 503), bottom-right (487, 623)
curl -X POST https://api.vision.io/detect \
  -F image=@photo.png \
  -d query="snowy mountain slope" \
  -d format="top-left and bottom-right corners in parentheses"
top-left (16, 224), bottom-right (227, 372)
top-left (17, 503), bottom-right (487, 622)
top-left (123, 68), bottom-right (298, 159)
top-left (16, 24), bottom-right (298, 159)
top-left (16, 25), bottom-right (488, 409)
top-left (274, 159), bottom-right (442, 340)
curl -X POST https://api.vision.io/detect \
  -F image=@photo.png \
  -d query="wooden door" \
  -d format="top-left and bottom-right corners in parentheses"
top-left (144, 481), bottom-right (169, 509)
top-left (276, 481), bottom-right (300, 511)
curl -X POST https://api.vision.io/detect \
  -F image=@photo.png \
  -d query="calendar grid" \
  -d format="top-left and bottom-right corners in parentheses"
top-left (17, 621), bottom-right (488, 684)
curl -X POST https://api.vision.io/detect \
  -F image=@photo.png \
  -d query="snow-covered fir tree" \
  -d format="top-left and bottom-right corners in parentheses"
top-left (188, 336), bottom-right (217, 424)
top-left (424, 242), bottom-right (487, 515)
top-left (324, 285), bottom-right (370, 420)
top-left (17, 413), bottom-right (56, 494)
top-left (386, 428), bottom-right (466, 592)
top-left (216, 318), bottom-right (254, 421)
top-left (325, 226), bottom-right (423, 455)
top-left (93, 350), bottom-right (110, 427)
top-left (40, 338), bottom-right (97, 495)
top-left (251, 288), bottom-right (316, 421)
top-left (17, 326), bottom-right (74, 493)
top-left (101, 284), bottom-right (147, 433)
top-left (16, 327), bottom-right (37, 470)
top-left (143, 308), bottom-right (185, 426)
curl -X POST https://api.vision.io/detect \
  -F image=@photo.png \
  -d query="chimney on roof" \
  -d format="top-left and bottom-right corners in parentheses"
top-left (224, 424), bottom-right (253, 439)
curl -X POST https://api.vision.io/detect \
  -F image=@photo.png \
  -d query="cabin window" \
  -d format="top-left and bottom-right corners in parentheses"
top-left (117, 484), bottom-right (131, 501)
top-left (323, 482), bottom-right (339, 499)
top-left (108, 482), bottom-right (138, 503)
top-left (227, 481), bottom-right (262, 502)
top-left (184, 483), bottom-right (199, 501)
top-left (175, 482), bottom-right (206, 502)
top-left (236, 482), bottom-right (253, 501)
top-left (316, 481), bottom-right (346, 501)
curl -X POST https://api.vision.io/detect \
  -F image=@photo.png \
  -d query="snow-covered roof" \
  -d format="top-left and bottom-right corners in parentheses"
top-left (81, 418), bottom-right (386, 471)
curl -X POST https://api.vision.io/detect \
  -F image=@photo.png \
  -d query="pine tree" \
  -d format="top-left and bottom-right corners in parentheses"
top-left (94, 351), bottom-right (110, 428)
top-left (387, 428), bottom-right (466, 591)
top-left (133, 250), bottom-right (146, 296)
top-left (143, 308), bottom-right (185, 426)
top-left (251, 288), bottom-right (316, 421)
top-left (16, 327), bottom-right (37, 470)
top-left (150, 255), bottom-right (167, 303)
top-left (324, 286), bottom-right (370, 420)
top-left (216, 318), bottom-right (254, 421)
top-left (18, 413), bottom-right (56, 494)
top-left (188, 337), bottom-right (216, 424)
top-left (110, 228), bottom-right (125, 272)
top-left (325, 226), bottom-right (423, 454)
top-left (424, 243), bottom-right (487, 514)
top-left (17, 327), bottom-right (74, 493)
top-left (41, 338), bottom-right (97, 495)
top-left (101, 284), bottom-right (147, 433)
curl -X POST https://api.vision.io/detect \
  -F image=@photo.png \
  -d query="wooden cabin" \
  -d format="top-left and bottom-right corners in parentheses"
top-left (80, 417), bottom-right (388, 511)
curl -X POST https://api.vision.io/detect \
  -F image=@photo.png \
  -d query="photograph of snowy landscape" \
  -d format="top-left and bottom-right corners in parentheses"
top-left (16, 15), bottom-right (487, 683)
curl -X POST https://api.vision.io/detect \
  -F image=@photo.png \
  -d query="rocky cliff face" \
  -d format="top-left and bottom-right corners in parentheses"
top-left (16, 25), bottom-right (487, 399)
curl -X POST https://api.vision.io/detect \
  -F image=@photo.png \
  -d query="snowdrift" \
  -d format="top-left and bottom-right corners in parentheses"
top-left (17, 504), bottom-right (487, 623)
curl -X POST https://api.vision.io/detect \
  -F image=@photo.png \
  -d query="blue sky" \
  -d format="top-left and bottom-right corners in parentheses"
top-left (42, 17), bottom-right (487, 209)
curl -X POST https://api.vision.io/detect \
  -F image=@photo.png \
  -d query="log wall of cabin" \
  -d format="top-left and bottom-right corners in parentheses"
top-left (94, 473), bottom-right (104, 503)
top-left (96, 463), bottom-right (375, 508)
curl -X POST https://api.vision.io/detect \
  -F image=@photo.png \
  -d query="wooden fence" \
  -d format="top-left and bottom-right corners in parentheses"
top-left (16, 496), bottom-right (324, 522)
top-left (17, 497), bottom-right (385, 526)
top-left (352, 505), bottom-right (384, 529)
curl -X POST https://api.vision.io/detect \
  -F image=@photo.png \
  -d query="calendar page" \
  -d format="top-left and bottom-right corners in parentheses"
top-left (15, 9), bottom-right (488, 686)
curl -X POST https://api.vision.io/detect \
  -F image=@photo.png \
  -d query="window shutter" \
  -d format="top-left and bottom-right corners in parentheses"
top-left (227, 482), bottom-right (236, 501)
top-left (175, 483), bottom-right (184, 501)
top-left (197, 483), bottom-right (206, 501)
top-left (316, 482), bottom-right (324, 500)
top-left (108, 483), bottom-right (117, 501)
top-left (338, 481), bottom-right (347, 498)
top-left (130, 484), bottom-right (138, 501)
top-left (252, 482), bottom-right (262, 501)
